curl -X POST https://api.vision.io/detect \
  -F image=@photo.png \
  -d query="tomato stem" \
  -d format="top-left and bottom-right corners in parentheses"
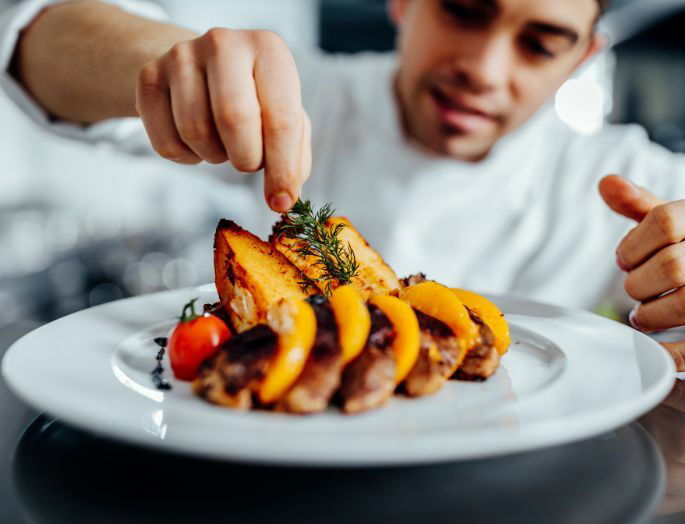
top-left (180, 297), bottom-right (200, 323)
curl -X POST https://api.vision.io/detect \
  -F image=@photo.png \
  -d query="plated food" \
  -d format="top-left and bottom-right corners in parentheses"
top-left (3, 269), bottom-right (674, 464)
top-left (161, 200), bottom-right (511, 415)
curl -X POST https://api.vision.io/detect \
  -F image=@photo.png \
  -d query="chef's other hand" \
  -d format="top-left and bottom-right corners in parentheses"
top-left (600, 174), bottom-right (685, 370)
top-left (135, 28), bottom-right (311, 212)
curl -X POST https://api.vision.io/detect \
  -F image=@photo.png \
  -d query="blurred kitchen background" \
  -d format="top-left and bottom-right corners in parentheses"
top-left (0, 0), bottom-right (684, 340)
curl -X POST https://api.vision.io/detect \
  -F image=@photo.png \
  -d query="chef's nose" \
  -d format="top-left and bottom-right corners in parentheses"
top-left (451, 32), bottom-right (513, 94)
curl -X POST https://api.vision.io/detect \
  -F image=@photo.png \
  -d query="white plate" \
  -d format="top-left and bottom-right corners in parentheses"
top-left (2, 284), bottom-right (675, 467)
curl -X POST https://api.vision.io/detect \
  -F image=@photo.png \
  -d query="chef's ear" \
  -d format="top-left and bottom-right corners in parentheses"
top-left (388, 0), bottom-right (411, 26)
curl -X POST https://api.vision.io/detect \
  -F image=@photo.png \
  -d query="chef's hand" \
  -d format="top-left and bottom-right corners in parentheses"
top-left (136, 28), bottom-right (311, 212)
top-left (599, 174), bottom-right (685, 370)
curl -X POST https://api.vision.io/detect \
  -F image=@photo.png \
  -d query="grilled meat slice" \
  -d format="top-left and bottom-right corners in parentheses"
top-left (454, 311), bottom-right (500, 382)
top-left (278, 296), bottom-right (343, 414)
top-left (193, 324), bottom-right (278, 409)
top-left (400, 273), bottom-right (430, 288)
top-left (403, 309), bottom-right (461, 396)
top-left (339, 304), bottom-right (396, 414)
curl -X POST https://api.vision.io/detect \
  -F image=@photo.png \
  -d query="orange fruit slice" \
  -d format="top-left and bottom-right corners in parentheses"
top-left (329, 285), bottom-right (371, 365)
top-left (260, 298), bottom-right (317, 404)
top-left (401, 282), bottom-right (479, 367)
top-left (450, 289), bottom-right (511, 355)
top-left (369, 294), bottom-right (420, 383)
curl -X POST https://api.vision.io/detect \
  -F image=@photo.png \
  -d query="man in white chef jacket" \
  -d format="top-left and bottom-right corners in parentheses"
top-left (2, 0), bottom-right (685, 368)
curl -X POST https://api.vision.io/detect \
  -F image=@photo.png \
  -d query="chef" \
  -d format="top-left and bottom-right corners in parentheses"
top-left (2, 0), bottom-right (685, 368)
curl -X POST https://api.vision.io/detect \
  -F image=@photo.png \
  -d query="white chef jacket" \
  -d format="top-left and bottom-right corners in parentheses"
top-left (2, 0), bottom-right (685, 313)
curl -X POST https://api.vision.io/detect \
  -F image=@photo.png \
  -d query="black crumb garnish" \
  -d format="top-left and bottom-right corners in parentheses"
top-left (151, 337), bottom-right (172, 390)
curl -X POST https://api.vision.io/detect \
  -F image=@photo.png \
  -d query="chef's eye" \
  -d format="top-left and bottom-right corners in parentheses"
top-left (520, 35), bottom-right (555, 59)
top-left (440, 0), bottom-right (493, 27)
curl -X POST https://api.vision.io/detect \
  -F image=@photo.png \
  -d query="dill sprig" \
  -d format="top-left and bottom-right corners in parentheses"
top-left (279, 199), bottom-right (359, 296)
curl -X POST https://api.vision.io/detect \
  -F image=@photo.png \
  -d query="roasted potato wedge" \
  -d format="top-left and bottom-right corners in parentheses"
top-left (214, 219), bottom-right (312, 333)
top-left (270, 216), bottom-right (400, 298)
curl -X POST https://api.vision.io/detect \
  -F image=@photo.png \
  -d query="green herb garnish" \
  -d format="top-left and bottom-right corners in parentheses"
top-left (279, 199), bottom-right (359, 296)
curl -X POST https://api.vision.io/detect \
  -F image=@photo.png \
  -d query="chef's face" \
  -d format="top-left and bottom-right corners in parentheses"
top-left (392, 0), bottom-right (603, 161)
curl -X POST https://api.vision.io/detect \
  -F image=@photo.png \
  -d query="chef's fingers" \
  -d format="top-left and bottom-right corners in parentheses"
top-left (253, 31), bottom-right (305, 212)
top-left (624, 242), bottom-right (685, 301)
top-left (136, 61), bottom-right (200, 164)
top-left (205, 29), bottom-right (264, 174)
top-left (617, 200), bottom-right (685, 270)
top-left (599, 174), bottom-right (663, 223)
top-left (630, 288), bottom-right (685, 333)
top-left (167, 41), bottom-right (227, 164)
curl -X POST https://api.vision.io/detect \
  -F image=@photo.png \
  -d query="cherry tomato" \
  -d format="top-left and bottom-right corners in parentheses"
top-left (168, 298), bottom-right (231, 381)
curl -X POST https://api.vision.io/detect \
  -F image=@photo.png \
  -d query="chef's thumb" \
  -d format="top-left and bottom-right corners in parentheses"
top-left (599, 174), bottom-right (664, 222)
